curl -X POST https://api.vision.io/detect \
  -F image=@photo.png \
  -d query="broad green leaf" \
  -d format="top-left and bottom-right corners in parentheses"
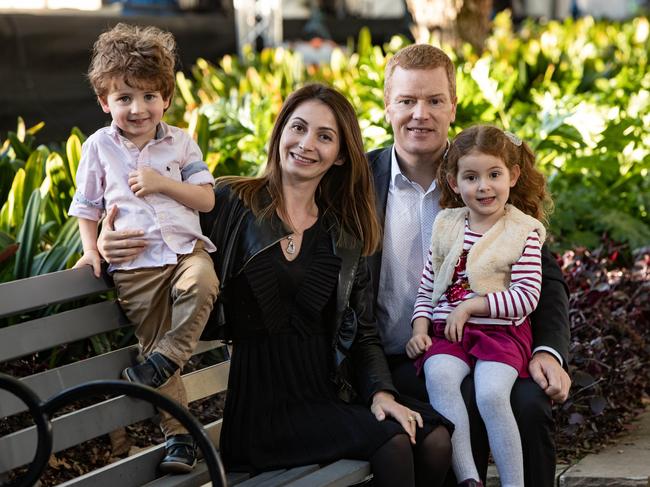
top-left (14, 189), bottom-right (42, 279)
top-left (65, 134), bottom-right (82, 182)
top-left (7, 132), bottom-right (30, 161)
top-left (1, 168), bottom-right (25, 231)
top-left (23, 146), bottom-right (48, 200)
top-left (16, 117), bottom-right (25, 142)
top-left (176, 71), bottom-right (196, 107)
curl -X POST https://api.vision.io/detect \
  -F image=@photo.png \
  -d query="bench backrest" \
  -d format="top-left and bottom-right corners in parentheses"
top-left (0, 266), bottom-right (228, 486)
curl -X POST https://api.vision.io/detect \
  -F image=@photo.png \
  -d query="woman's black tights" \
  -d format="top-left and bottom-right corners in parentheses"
top-left (370, 425), bottom-right (452, 487)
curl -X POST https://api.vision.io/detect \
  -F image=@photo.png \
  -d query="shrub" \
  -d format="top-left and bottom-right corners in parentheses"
top-left (166, 14), bottom-right (650, 253)
top-left (555, 242), bottom-right (650, 461)
top-left (0, 118), bottom-right (83, 284)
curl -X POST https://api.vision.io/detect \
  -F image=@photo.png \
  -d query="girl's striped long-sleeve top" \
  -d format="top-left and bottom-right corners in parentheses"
top-left (412, 221), bottom-right (543, 326)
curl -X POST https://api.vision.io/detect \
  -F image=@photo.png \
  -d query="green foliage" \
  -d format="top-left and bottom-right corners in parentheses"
top-left (1, 15), bottom-right (648, 286)
top-left (166, 15), bottom-right (649, 252)
top-left (0, 119), bottom-right (82, 283)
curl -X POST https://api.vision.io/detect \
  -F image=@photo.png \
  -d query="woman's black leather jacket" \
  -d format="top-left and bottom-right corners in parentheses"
top-left (200, 184), bottom-right (398, 405)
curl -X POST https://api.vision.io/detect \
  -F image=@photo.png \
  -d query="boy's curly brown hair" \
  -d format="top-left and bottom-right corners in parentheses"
top-left (438, 125), bottom-right (553, 224)
top-left (88, 23), bottom-right (177, 102)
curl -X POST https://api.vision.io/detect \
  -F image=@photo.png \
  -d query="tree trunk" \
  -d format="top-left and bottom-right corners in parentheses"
top-left (404, 0), bottom-right (493, 52)
top-left (457, 0), bottom-right (493, 52)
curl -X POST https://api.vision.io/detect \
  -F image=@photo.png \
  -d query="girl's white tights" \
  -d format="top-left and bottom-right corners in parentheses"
top-left (423, 355), bottom-right (524, 487)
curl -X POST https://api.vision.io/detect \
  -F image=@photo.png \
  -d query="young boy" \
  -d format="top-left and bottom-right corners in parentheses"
top-left (69, 23), bottom-right (219, 473)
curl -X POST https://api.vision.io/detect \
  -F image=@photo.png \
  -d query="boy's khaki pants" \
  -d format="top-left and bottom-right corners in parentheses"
top-left (112, 243), bottom-right (219, 437)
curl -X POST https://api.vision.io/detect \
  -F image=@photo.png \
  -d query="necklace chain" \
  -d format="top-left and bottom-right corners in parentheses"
top-left (284, 209), bottom-right (317, 256)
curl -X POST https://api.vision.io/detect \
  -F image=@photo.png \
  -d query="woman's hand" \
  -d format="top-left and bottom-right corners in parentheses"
top-left (97, 206), bottom-right (147, 264)
top-left (370, 391), bottom-right (423, 444)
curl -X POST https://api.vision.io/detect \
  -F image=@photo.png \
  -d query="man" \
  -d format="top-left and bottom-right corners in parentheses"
top-left (366, 44), bottom-right (571, 487)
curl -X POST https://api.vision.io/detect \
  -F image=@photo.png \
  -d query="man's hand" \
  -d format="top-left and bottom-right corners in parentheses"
top-left (529, 351), bottom-right (571, 403)
top-left (97, 206), bottom-right (147, 265)
top-left (128, 167), bottom-right (166, 197)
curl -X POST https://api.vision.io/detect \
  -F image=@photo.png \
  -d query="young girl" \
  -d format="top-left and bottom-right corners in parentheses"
top-left (406, 125), bottom-right (552, 487)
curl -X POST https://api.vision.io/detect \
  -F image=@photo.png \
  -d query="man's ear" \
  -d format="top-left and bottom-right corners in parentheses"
top-left (510, 164), bottom-right (521, 187)
top-left (447, 173), bottom-right (460, 194)
top-left (98, 96), bottom-right (111, 114)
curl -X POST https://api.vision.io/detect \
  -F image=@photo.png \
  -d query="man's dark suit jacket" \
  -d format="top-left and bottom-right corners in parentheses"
top-left (366, 147), bottom-right (571, 364)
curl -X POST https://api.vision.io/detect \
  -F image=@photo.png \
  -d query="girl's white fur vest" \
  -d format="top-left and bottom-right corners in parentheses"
top-left (428, 204), bottom-right (546, 307)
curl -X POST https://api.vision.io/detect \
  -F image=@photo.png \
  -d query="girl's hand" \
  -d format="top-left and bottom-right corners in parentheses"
top-left (370, 391), bottom-right (423, 444)
top-left (406, 333), bottom-right (431, 359)
top-left (74, 249), bottom-right (102, 278)
top-left (445, 303), bottom-right (471, 342)
top-left (128, 167), bottom-right (166, 197)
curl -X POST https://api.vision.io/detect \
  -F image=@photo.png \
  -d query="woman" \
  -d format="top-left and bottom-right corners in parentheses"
top-left (98, 84), bottom-right (452, 486)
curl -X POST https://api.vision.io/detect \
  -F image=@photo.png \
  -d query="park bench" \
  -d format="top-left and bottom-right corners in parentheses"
top-left (0, 266), bottom-right (371, 487)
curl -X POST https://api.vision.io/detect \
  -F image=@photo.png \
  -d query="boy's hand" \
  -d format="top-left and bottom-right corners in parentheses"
top-left (129, 167), bottom-right (165, 197)
top-left (445, 303), bottom-right (471, 343)
top-left (406, 333), bottom-right (431, 359)
top-left (74, 249), bottom-right (102, 278)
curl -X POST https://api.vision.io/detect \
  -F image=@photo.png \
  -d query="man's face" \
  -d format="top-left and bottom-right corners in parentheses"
top-left (385, 66), bottom-right (457, 165)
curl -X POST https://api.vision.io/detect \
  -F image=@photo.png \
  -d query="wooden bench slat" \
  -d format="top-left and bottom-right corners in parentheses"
top-left (144, 464), bottom-right (250, 487)
top-left (61, 443), bottom-right (165, 487)
top-left (0, 300), bottom-right (130, 362)
top-left (59, 420), bottom-right (226, 487)
top-left (185, 361), bottom-right (229, 403)
top-left (0, 362), bottom-right (228, 472)
top-left (0, 267), bottom-right (113, 318)
top-left (0, 340), bottom-right (224, 417)
top-left (284, 460), bottom-right (371, 487)
top-left (0, 345), bottom-right (137, 417)
top-left (227, 472), bottom-right (253, 486)
top-left (240, 465), bottom-right (321, 487)
top-left (0, 395), bottom-right (156, 472)
top-left (234, 470), bottom-right (288, 486)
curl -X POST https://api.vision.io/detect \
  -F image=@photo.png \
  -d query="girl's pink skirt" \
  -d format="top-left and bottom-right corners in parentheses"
top-left (414, 319), bottom-right (533, 378)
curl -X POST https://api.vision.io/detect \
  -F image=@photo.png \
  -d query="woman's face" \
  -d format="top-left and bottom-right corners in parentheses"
top-left (278, 99), bottom-right (344, 186)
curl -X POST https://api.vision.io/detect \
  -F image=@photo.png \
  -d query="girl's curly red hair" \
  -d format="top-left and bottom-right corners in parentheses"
top-left (438, 125), bottom-right (553, 224)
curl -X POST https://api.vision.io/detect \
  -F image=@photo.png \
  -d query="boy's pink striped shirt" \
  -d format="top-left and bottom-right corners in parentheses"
top-left (69, 122), bottom-right (216, 272)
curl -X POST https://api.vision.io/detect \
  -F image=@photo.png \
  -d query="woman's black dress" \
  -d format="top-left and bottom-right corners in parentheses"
top-left (220, 219), bottom-right (451, 472)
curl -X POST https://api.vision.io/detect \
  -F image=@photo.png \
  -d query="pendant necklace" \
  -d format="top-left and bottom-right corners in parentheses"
top-left (286, 235), bottom-right (296, 254)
